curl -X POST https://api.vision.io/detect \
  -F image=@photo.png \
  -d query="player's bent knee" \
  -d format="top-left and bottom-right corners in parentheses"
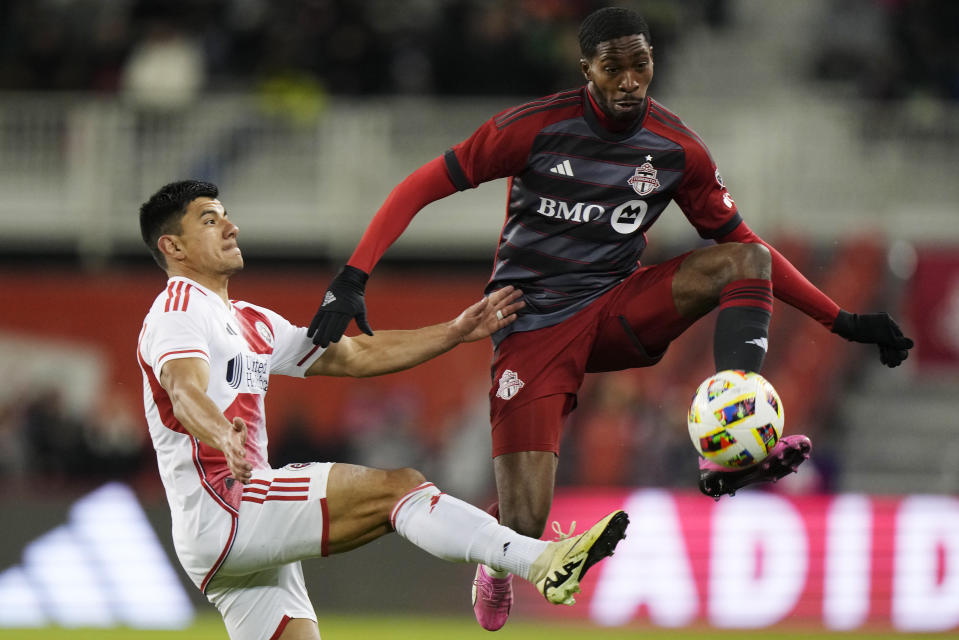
top-left (389, 467), bottom-right (428, 497)
top-left (734, 242), bottom-right (771, 278)
top-left (683, 243), bottom-right (770, 288)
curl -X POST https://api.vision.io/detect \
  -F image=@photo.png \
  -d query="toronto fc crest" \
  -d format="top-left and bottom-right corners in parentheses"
top-left (496, 369), bottom-right (525, 400)
top-left (627, 162), bottom-right (660, 196)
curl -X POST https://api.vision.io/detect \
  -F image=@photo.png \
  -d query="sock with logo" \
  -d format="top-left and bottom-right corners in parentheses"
top-left (390, 483), bottom-right (548, 581)
top-left (714, 278), bottom-right (773, 372)
top-left (481, 501), bottom-right (510, 579)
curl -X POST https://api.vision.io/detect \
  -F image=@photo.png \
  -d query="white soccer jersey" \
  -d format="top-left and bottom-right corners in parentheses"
top-left (137, 276), bottom-right (325, 590)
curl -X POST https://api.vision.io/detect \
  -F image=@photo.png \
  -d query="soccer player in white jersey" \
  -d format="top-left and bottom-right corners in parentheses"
top-left (136, 180), bottom-right (629, 640)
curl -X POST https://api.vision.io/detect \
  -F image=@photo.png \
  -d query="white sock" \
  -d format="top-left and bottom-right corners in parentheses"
top-left (390, 482), bottom-right (548, 581)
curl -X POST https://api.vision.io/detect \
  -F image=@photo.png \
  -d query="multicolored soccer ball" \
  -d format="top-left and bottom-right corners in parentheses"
top-left (687, 370), bottom-right (784, 469)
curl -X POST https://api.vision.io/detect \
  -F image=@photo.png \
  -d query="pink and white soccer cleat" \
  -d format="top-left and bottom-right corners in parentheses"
top-left (472, 564), bottom-right (513, 631)
top-left (698, 434), bottom-right (813, 499)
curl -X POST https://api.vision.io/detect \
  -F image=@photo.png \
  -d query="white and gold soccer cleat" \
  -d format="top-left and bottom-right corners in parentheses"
top-left (530, 510), bottom-right (629, 605)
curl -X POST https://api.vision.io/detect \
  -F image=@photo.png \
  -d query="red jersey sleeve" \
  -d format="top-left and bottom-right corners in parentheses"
top-left (444, 112), bottom-right (539, 188)
top-left (347, 106), bottom-right (542, 272)
top-left (719, 221), bottom-right (841, 329)
top-left (673, 136), bottom-right (742, 240)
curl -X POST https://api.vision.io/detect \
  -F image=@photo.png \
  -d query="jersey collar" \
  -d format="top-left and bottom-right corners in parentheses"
top-left (582, 85), bottom-right (649, 142)
top-left (165, 275), bottom-right (226, 309)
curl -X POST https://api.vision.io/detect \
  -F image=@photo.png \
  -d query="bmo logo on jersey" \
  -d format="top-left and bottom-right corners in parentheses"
top-left (535, 198), bottom-right (648, 235)
top-left (610, 200), bottom-right (647, 234)
top-left (535, 198), bottom-right (605, 223)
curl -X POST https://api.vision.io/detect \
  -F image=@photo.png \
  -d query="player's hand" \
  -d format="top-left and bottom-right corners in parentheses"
top-left (308, 265), bottom-right (373, 347)
top-left (223, 417), bottom-right (253, 484)
top-left (452, 286), bottom-right (525, 343)
top-left (832, 310), bottom-right (914, 367)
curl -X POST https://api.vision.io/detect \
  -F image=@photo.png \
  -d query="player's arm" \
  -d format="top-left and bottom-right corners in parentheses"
top-left (720, 221), bottom-right (913, 367)
top-left (307, 157), bottom-right (459, 347)
top-left (309, 111), bottom-right (534, 348)
top-left (307, 286), bottom-right (523, 378)
top-left (159, 357), bottom-right (253, 483)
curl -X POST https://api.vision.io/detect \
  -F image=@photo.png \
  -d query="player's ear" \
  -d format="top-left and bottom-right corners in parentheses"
top-left (580, 57), bottom-right (591, 82)
top-left (158, 235), bottom-right (183, 261)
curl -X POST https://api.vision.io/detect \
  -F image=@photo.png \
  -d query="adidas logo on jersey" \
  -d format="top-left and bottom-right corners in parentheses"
top-left (549, 160), bottom-right (574, 177)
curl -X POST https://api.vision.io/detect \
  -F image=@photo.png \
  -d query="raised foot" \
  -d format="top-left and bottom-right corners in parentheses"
top-left (699, 435), bottom-right (812, 499)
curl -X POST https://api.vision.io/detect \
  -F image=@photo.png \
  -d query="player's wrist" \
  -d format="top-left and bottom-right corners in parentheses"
top-left (338, 265), bottom-right (369, 290)
top-left (831, 309), bottom-right (856, 339)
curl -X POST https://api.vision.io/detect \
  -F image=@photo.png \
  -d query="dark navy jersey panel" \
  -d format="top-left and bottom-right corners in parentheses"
top-left (446, 89), bottom-right (739, 342)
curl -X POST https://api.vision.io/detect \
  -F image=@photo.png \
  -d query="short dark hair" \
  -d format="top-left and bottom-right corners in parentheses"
top-left (139, 179), bottom-right (219, 269)
top-left (579, 7), bottom-right (651, 59)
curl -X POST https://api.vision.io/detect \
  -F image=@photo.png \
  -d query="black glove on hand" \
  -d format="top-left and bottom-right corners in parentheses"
top-left (831, 309), bottom-right (914, 368)
top-left (308, 265), bottom-right (373, 347)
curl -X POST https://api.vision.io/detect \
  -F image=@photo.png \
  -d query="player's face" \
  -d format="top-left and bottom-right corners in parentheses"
top-left (172, 197), bottom-right (243, 277)
top-left (582, 34), bottom-right (654, 123)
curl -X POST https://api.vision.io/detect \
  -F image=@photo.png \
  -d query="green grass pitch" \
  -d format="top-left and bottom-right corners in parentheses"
top-left (1, 615), bottom-right (955, 640)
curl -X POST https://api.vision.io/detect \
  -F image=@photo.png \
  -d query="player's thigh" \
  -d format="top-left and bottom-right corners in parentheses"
top-left (325, 463), bottom-right (425, 554)
top-left (593, 254), bottom-right (697, 367)
top-left (278, 618), bottom-right (321, 640)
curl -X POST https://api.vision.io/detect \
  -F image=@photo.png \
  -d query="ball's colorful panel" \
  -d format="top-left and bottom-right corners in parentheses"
top-left (706, 378), bottom-right (734, 401)
top-left (713, 395), bottom-right (756, 427)
top-left (766, 389), bottom-right (781, 416)
top-left (725, 449), bottom-right (756, 468)
top-left (699, 427), bottom-right (736, 452)
top-left (752, 423), bottom-right (780, 454)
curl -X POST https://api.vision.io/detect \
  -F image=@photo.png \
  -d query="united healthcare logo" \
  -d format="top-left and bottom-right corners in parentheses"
top-left (0, 483), bottom-right (194, 629)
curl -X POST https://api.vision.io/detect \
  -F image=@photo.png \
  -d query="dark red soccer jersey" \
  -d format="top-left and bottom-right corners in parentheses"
top-left (444, 87), bottom-right (742, 337)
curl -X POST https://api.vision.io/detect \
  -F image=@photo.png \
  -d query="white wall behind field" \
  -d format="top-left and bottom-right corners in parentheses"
top-left (0, 91), bottom-right (954, 263)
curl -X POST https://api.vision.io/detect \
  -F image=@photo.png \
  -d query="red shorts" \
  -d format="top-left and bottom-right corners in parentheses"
top-left (489, 253), bottom-right (697, 457)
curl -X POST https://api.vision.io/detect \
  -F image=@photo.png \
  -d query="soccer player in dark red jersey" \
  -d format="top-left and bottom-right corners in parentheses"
top-left (308, 7), bottom-right (913, 631)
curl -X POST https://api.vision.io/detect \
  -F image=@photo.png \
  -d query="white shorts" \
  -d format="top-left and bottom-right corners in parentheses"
top-left (204, 461), bottom-right (334, 640)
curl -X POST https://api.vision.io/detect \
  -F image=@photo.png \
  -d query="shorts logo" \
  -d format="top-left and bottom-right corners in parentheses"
top-left (610, 200), bottom-right (648, 235)
top-left (255, 321), bottom-right (274, 347)
top-left (723, 192), bottom-right (735, 209)
top-left (627, 162), bottom-right (660, 196)
top-left (496, 369), bottom-right (525, 401)
top-left (285, 462), bottom-right (315, 469)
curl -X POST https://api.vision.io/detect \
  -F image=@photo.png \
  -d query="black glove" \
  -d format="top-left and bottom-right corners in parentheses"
top-left (831, 309), bottom-right (914, 368)
top-left (308, 265), bottom-right (373, 347)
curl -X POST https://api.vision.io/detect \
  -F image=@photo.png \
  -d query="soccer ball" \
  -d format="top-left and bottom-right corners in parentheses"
top-left (687, 370), bottom-right (784, 469)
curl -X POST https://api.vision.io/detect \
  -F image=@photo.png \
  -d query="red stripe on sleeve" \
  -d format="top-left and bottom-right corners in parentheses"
top-left (163, 280), bottom-right (176, 312)
top-left (320, 497), bottom-right (330, 557)
top-left (269, 615), bottom-right (292, 640)
top-left (159, 348), bottom-right (209, 361)
top-left (296, 345), bottom-right (320, 367)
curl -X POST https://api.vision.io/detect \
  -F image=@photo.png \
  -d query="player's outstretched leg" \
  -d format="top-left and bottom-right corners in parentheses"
top-left (472, 565), bottom-right (513, 631)
top-left (529, 510), bottom-right (630, 606)
top-left (698, 434), bottom-right (812, 499)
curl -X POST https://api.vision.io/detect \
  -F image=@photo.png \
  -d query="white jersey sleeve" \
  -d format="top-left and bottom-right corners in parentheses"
top-left (232, 301), bottom-right (325, 377)
top-left (141, 304), bottom-right (213, 376)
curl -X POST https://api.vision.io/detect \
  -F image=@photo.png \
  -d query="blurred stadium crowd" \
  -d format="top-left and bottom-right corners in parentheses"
top-left (1, 0), bottom-right (955, 101)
